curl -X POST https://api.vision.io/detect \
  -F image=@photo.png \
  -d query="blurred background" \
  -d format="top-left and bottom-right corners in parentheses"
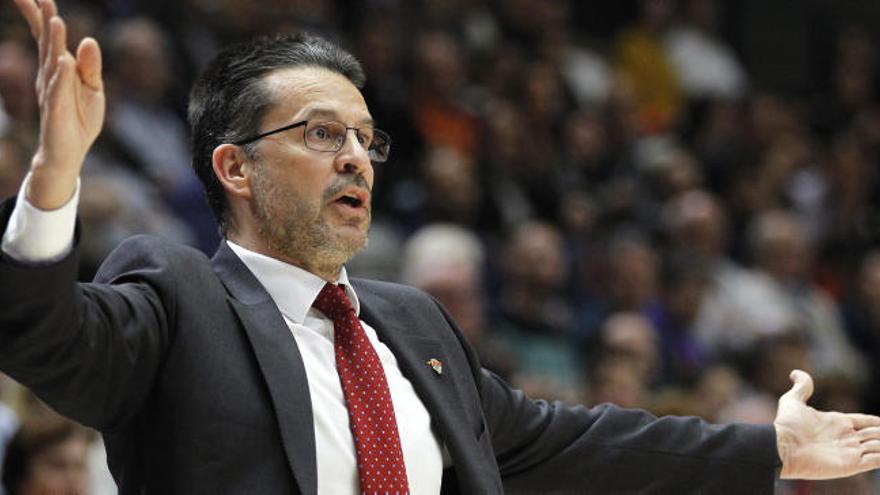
top-left (1, 0), bottom-right (880, 493)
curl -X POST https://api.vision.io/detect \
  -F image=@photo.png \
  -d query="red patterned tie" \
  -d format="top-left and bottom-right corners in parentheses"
top-left (313, 283), bottom-right (410, 495)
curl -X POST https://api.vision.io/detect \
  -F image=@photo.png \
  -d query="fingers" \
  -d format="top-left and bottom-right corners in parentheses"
top-left (46, 52), bottom-right (74, 112)
top-left (23, 1), bottom-right (99, 102)
top-left (48, 16), bottom-right (66, 68)
top-left (858, 426), bottom-right (880, 441)
top-left (76, 37), bottom-right (103, 92)
top-left (11, 0), bottom-right (42, 39)
top-left (45, 17), bottom-right (74, 115)
top-left (39, 0), bottom-right (57, 68)
top-left (861, 440), bottom-right (880, 454)
top-left (38, 15), bottom-right (67, 103)
top-left (858, 452), bottom-right (880, 473)
top-left (850, 414), bottom-right (880, 430)
top-left (782, 369), bottom-right (814, 404)
top-left (35, 0), bottom-right (52, 99)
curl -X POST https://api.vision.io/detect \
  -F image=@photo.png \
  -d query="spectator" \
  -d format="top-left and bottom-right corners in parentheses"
top-left (400, 223), bottom-right (512, 378)
top-left (663, 191), bottom-right (764, 347)
top-left (104, 17), bottom-right (189, 189)
top-left (735, 211), bottom-right (864, 381)
top-left (645, 254), bottom-right (713, 386)
top-left (664, 0), bottom-right (748, 100)
top-left (103, 17), bottom-right (216, 252)
top-left (612, 0), bottom-right (682, 134)
top-left (596, 312), bottom-right (660, 388)
top-left (409, 29), bottom-right (480, 156)
top-left (492, 221), bottom-right (583, 401)
top-left (0, 37), bottom-right (36, 128)
top-left (603, 233), bottom-right (659, 314)
top-left (844, 250), bottom-right (880, 414)
top-left (418, 146), bottom-right (483, 228)
top-left (2, 413), bottom-right (92, 495)
top-left (401, 223), bottom-right (486, 342)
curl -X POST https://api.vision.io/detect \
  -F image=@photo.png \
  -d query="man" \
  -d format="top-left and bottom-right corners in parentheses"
top-left (2, 1), bottom-right (880, 493)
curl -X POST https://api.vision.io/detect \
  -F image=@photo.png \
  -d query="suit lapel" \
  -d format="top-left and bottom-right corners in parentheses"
top-left (212, 242), bottom-right (317, 495)
top-left (209, 244), bottom-right (478, 493)
top-left (354, 282), bottom-right (472, 460)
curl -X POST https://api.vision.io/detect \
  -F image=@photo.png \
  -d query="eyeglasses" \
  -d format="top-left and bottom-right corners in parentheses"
top-left (232, 120), bottom-right (392, 163)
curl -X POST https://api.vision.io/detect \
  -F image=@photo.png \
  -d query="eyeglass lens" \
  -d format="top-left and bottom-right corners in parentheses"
top-left (304, 121), bottom-right (390, 162)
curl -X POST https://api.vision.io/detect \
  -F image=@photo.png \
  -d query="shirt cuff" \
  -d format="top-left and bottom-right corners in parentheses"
top-left (1, 172), bottom-right (80, 264)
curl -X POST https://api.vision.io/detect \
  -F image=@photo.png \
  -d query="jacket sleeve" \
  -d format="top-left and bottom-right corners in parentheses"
top-left (479, 368), bottom-right (781, 494)
top-left (428, 291), bottom-right (782, 494)
top-left (0, 197), bottom-right (178, 432)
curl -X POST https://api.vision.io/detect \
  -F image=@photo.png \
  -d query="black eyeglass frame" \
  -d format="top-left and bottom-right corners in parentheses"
top-left (231, 120), bottom-right (392, 162)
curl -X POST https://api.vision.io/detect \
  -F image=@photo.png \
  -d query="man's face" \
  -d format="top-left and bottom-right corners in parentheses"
top-left (247, 66), bottom-right (375, 275)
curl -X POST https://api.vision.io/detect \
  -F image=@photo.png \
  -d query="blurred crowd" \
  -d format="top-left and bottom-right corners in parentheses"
top-left (1, 0), bottom-right (880, 493)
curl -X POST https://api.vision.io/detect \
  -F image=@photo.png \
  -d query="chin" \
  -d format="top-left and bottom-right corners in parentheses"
top-left (332, 230), bottom-right (368, 259)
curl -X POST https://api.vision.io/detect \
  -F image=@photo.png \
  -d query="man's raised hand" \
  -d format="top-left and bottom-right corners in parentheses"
top-left (12, 0), bottom-right (105, 210)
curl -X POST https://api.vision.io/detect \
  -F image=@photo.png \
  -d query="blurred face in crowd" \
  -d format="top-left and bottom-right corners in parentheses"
top-left (607, 242), bottom-right (658, 310)
top-left (601, 313), bottom-right (659, 382)
top-left (523, 61), bottom-right (565, 122)
top-left (563, 111), bottom-right (606, 165)
top-left (504, 223), bottom-right (566, 294)
top-left (423, 147), bottom-right (480, 223)
top-left (665, 273), bottom-right (709, 326)
top-left (111, 19), bottom-right (171, 102)
top-left (590, 356), bottom-right (648, 409)
top-left (755, 336), bottom-right (811, 397)
top-left (243, 67), bottom-right (374, 277)
top-left (752, 213), bottom-right (810, 284)
top-left (16, 435), bottom-right (90, 495)
top-left (418, 264), bottom-right (485, 340)
top-left (859, 251), bottom-right (880, 316)
top-left (0, 39), bottom-right (37, 123)
top-left (415, 31), bottom-right (466, 96)
top-left (355, 16), bottom-right (404, 76)
top-left (670, 191), bottom-right (727, 259)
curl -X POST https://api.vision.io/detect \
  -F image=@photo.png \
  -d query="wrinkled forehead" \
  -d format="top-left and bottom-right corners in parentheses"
top-left (258, 66), bottom-right (371, 126)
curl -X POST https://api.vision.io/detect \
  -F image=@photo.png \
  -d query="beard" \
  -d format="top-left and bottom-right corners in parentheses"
top-left (250, 167), bottom-right (370, 274)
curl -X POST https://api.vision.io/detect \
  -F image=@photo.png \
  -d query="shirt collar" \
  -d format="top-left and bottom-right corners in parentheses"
top-left (225, 240), bottom-right (361, 323)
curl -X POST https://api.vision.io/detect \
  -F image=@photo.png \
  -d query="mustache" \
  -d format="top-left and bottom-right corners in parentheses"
top-left (322, 175), bottom-right (372, 202)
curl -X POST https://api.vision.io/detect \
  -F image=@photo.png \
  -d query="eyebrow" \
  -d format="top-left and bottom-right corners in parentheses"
top-left (298, 107), bottom-right (375, 127)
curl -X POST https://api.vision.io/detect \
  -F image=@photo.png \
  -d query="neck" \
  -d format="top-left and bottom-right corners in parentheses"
top-left (227, 231), bottom-right (343, 283)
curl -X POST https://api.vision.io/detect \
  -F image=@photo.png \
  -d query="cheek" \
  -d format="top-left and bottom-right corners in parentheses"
top-left (260, 165), bottom-right (328, 204)
top-left (365, 164), bottom-right (376, 189)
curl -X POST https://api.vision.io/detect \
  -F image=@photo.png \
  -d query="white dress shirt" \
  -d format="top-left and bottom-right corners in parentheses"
top-left (227, 242), bottom-right (444, 494)
top-left (1, 174), bottom-right (445, 494)
top-left (1, 173), bottom-right (79, 263)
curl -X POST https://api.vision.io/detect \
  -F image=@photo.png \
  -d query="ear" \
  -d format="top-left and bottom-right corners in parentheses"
top-left (212, 143), bottom-right (254, 200)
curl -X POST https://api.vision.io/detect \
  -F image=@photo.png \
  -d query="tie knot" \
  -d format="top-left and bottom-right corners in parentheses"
top-left (313, 282), bottom-right (354, 320)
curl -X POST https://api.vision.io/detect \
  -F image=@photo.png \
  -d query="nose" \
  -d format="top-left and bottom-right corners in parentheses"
top-left (334, 129), bottom-right (373, 180)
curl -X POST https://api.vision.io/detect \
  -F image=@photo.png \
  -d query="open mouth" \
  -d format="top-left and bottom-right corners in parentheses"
top-left (337, 194), bottom-right (363, 208)
top-left (334, 187), bottom-right (370, 209)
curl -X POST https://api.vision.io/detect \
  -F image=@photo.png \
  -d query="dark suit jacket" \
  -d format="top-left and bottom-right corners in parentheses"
top-left (0, 199), bottom-right (781, 494)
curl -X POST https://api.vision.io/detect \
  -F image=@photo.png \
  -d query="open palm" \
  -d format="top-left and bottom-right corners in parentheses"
top-left (775, 370), bottom-right (880, 479)
top-left (13, 0), bottom-right (105, 209)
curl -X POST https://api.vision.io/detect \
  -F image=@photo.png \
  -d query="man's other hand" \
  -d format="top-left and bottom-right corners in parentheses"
top-left (776, 369), bottom-right (880, 479)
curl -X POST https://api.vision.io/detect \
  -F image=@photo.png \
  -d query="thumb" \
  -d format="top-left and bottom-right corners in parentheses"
top-left (782, 369), bottom-right (814, 404)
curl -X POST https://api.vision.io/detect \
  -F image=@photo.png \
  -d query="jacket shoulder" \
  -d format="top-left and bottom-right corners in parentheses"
top-left (349, 277), bottom-right (430, 299)
top-left (94, 235), bottom-right (212, 283)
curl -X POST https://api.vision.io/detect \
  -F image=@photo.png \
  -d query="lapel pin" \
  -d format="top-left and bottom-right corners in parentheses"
top-left (426, 358), bottom-right (443, 375)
